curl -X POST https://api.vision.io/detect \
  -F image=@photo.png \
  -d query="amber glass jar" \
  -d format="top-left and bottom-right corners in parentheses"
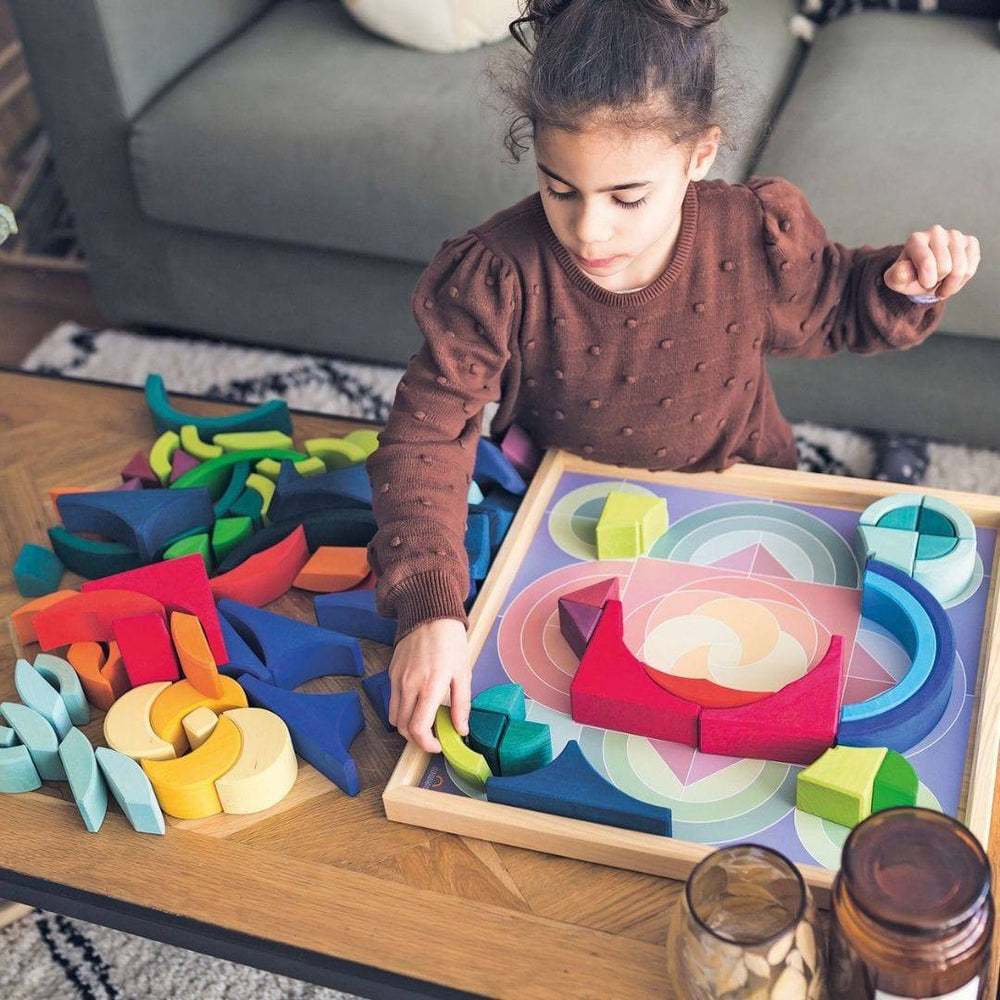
top-left (828, 807), bottom-right (993, 999)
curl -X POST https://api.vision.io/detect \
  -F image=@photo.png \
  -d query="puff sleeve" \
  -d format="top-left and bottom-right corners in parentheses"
top-left (365, 232), bottom-right (522, 642)
top-left (749, 176), bottom-right (946, 359)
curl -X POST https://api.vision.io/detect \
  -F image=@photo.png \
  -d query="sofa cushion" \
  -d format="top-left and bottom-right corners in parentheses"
top-left (754, 11), bottom-right (999, 340)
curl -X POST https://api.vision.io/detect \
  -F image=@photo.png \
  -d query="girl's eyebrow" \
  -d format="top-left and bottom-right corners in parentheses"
top-left (537, 163), bottom-right (652, 192)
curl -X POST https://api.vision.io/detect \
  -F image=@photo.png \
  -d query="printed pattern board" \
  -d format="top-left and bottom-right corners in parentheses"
top-left (384, 451), bottom-right (1000, 895)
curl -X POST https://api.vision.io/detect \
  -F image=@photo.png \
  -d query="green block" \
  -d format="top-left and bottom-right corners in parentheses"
top-left (876, 505), bottom-right (920, 531)
top-left (796, 746), bottom-right (887, 829)
top-left (916, 533), bottom-right (958, 560)
top-left (467, 709), bottom-right (506, 776)
top-left (170, 448), bottom-right (306, 499)
top-left (471, 683), bottom-right (526, 723)
top-left (163, 532), bottom-right (213, 571)
top-left (498, 720), bottom-right (552, 777)
top-left (872, 750), bottom-right (918, 813)
top-left (855, 524), bottom-right (918, 576)
top-left (595, 491), bottom-right (668, 560)
top-left (212, 516), bottom-right (254, 564)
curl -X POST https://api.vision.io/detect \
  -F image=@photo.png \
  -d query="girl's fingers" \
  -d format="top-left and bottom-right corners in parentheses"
top-left (925, 225), bottom-right (952, 291)
top-left (394, 680), bottom-right (419, 744)
top-left (936, 232), bottom-right (968, 299)
top-left (965, 234), bottom-right (981, 283)
top-left (408, 687), bottom-right (445, 754)
top-left (450, 672), bottom-right (472, 737)
top-left (887, 257), bottom-right (918, 290)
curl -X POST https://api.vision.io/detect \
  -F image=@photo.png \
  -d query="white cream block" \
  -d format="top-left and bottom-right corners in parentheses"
top-left (215, 708), bottom-right (298, 815)
top-left (103, 682), bottom-right (176, 762)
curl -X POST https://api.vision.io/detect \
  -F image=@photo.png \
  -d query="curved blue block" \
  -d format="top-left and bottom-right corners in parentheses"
top-left (59, 727), bottom-right (108, 833)
top-left (0, 702), bottom-right (64, 781)
top-left (486, 741), bottom-right (672, 836)
top-left (32, 654), bottom-right (90, 727)
top-left (240, 678), bottom-right (364, 796)
top-left (95, 746), bottom-right (165, 835)
top-left (315, 590), bottom-right (396, 646)
top-left (480, 488), bottom-right (520, 554)
top-left (271, 461), bottom-right (372, 522)
top-left (361, 671), bottom-right (394, 731)
top-left (474, 438), bottom-right (527, 496)
top-left (216, 615), bottom-right (271, 682)
top-left (466, 511), bottom-right (492, 581)
top-left (15, 659), bottom-right (72, 739)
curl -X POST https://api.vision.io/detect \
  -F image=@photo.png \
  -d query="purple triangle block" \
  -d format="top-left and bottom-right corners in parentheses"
top-left (558, 598), bottom-right (605, 659)
top-left (169, 449), bottom-right (200, 484)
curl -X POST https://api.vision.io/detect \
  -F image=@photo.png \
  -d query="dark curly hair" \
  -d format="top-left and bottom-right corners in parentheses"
top-left (489, 0), bottom-right (736, 165)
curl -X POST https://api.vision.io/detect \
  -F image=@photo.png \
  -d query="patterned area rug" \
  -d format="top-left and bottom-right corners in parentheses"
top-left (5, 321), bottom-right (1000, 1000)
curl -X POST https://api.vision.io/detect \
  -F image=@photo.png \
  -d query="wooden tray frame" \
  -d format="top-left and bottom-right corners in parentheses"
top-left (384, 449), bottom-right (1000, 900)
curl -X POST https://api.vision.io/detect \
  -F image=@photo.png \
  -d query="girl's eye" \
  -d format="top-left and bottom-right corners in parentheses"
top-left (617, 197), bottom-right (647, 210)
top-left (545, 186), bottom-right (647, 210)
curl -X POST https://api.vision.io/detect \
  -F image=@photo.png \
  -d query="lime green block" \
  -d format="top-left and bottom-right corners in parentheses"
top-left (876, 505), bottom-right (920, 531)
top-left (254, 456), bottom-right (326, 481)
top-left (245, 472), bottom-right (275, 525)
top-left (149, 430), bottom-right (180, 486)
top-left (917, 503), bottom-right (957, 538)
top-left (796, 746), bottom-right (888, 829)
top-left (471, 683), bottom-right (526, 722)
top-left (497, 720), bottom-right (552, 777)
top-left (434, 706), bottom-right (492, 789)
top-left (303, 436), bottom-right (367, 470)
top-left (872, 750), bottom-right (918, 813)
top-left (855, 524), bottom-right (918, 575)
top-left (343, 429), bottom-right (380, 458)
top-left (595, 491), bottom-right (668, 560)
top-left (171, 449), bottom-right (306, 498)
top-left (467, 709), bottom-right (506, 776)
top-left (163, 532), bottom-right (213, 572)
top-left (213, 430), bottom-right (294, 452)
top-left (916, 533), bottom-right (958, 560)
top-left (179, 424), bottom-right (223, 461)
top-left (211, 516), bottom-right (253, 563)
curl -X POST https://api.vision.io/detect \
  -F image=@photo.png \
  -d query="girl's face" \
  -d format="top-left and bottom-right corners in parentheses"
top-left (534, 118), bottom-right (718, 292)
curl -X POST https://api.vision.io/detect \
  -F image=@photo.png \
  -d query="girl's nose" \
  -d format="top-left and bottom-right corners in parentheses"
top-left (574, 203), bottom-right (614, 249)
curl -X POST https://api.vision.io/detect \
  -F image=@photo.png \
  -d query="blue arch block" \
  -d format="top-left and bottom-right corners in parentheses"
top-left (479, 488), bottom-right (520, 554)
top-left (32, 654), bottom-right (90, 726)
top-left (466, 511), bottom-right (492, 581)
top-left (218, 599), bottom-right (363, 688)
top-left (361, 671), bottom-right (394, 731)
top-left (0, 702), bottom-right (64, 781)
top-left (486, 741), bottom-right (672, 836)
top-left (271, 462), bottom-right (372, 522)
top-left (240, 678), bottom-right (364, 796)
top-left (474, 438), bottom-right (527, 496)
top-left (59, 727), bottom-right (108, 833)
top-left (315, 590), bottom-right (396, 646)
top-left (216, 615), bottom-right (271, 682)
top-left (95, 746), bottom-right (166, 835)
top-left (15, 659), bottom-right (72, 739)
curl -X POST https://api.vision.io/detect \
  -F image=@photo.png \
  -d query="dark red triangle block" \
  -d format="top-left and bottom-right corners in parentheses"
top-left (699, 635), bottom-right (845, 765)
top-left (561, 578), bottom-right (620, 609)
top-left (558, 598), bottom-right (604, 660)
top-left (570, 599), bottom-right (700, 747)
top-left (120, 450), bottom-right (159, 488)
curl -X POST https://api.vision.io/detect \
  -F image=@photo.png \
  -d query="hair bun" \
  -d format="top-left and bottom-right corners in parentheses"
top-left (655, 0), bottom-right (728, 29)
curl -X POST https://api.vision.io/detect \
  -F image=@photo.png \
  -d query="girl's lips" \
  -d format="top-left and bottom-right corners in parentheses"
top-left (575, 252), bottom-right (619, 269)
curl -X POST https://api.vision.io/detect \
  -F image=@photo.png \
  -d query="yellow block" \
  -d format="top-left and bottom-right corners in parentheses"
top-left (149, 430), bottom-right (180, 486)
top-left (179, 424), bottom-right (223, 461)
top-left (245, 472), bottom-right (275, 525)
top-left (434, 706), bottom-right (492, 790)
top-left (103, 681), bottom-right (177, 762)
top-left (215, 708), bottom-right (298, 815)
top-left (303, 436), bottom-right (367, 470)
top-left (254, 456), bottom-right (326, 481)
top-left (142, 715), bottom-right (242, 819)
top-left (343, 429), bottom-right (380, 457)
top-left (149, 676), bottom-right (248, 756)
top-left (213, 430), bottom-right (294, 452)
top-left (182, 706), bottom-right (219, 750)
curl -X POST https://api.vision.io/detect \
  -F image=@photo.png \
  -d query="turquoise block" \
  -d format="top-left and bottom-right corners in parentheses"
top-left (917, 504), bottom-right (956, 538)
top-left (95, 746), bottom-right (165, 835)
top-left (467, 481), bottom-right (484, 505)
top-left (12, 543), bottom-right (64, 597)
top-left (0, 744), bottom-right (41, 793)
top-left (471, 683), bottom-right (526, 722)
top-left (876, 506), bottom-right (920, 531)
top-left (467, 709), bottom-right (507, 776)
top-left (498, 720), bottom-right (553, 777)
top-left (14, 659), bottom-right (72, 740)
top-left (0, 702), bottom-right (64, 781)
top-left (916, 534), bottom-right (959, 560)
top-left (59, 727), bottom-right (108, 833)
top-left (32, 653), bottom-right (90, 727)
top-left (0, 725), bottom-right (16, 748)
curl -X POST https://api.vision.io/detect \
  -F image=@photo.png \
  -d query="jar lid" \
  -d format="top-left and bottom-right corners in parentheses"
top-left (842, 808), bottom-right (991, 934)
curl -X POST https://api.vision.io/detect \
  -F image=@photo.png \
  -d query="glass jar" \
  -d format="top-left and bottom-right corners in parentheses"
top-left (828, 807), bottom-right (993, 999)
top-left (670, 843), bottom-right (825, 998)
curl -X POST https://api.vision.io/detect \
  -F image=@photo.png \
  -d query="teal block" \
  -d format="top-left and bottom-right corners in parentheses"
top-left (917, 504), bottom-right (957, 538)
top-left (876, 506), bottom-right (920, 531)
top-left (59, 727), bottom-right (108, 833)
top-left (32, 653), bottom-right (90, 727)
top-left (12, 543), bottom-right (64, 597)
top-left (471, 683), bottom-right (526, 723)
top-left (0, 744), bottom-right (41, 793)
top-left (0, 702), bottom-right (64, 781)
top-left (467, 709), bottom-right (506, 775)
top-left (14, 659), bottom-right (72, 740)
top-left (498, 720), bottom-right (553, 777)
top-left (95, 747), bottom-right (165, 835)
top-left (916, 534), bottom-right (958, 560)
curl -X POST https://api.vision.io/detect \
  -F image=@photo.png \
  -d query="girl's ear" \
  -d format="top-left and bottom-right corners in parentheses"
top-left (687, 126), bottom-right (721, 180)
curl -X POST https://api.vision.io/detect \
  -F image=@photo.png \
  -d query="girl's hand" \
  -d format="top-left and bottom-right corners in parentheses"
top-left (388, 617), bottom-right (471, 754)
top-left (883, 225), bottom-right (980, 300)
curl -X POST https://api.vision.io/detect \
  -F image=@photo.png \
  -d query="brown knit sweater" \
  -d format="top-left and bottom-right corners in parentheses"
top-left (365, 175), bottom-right (946, 641)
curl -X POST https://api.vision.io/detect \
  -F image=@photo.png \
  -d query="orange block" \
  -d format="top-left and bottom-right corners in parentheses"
top-left (66, 640), bottom-right (132, 712)
top-left (48, 486), bottom-right (91, 509)
top-left (293, 546), bottom-right (370, 593)
top-left (209, 526), bottom-right (309, 606)
top-left (11, 590), bottom-right (77, 645)
top-left (170, 611), bottom-right (223, 699)
top-left (31, 589), bottom-right (166, 650)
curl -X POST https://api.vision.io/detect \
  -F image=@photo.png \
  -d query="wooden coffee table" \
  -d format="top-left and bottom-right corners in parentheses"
top-left (0, 369), bottom-right (997, 998)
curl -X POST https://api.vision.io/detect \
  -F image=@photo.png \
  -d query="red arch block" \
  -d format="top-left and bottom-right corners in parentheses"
top-left (209, 526), bottom-right (309, 606)
top-left (31, 590), bottom-right (165, 650)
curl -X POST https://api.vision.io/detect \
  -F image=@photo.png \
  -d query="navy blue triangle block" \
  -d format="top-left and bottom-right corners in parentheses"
top-left (474, 438), bottom-right (526, 496)
top-left (216, 615), bottom-right (271, 682)
top-left (479, 488), bottom-right (520, 554)
top-left (485, 740), bottom-right (672, 836)
top-left (361, 671), bottom-right (394, 731)
top-left (240, 677), bottom-right (364, 796)
top-left (315, 589), bottom-right (396, 645)
top-left (57, 488), bottom-right (214, 563)
top-left (465, 511), bottom-right (492, 581)
top-left (217, 599), bottom-right (363, 688)
top-left (271, 461), bottom-right (372, 522)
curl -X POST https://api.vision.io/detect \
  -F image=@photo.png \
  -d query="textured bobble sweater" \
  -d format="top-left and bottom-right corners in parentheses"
top-left (365, 175), bottom-right (946, 641)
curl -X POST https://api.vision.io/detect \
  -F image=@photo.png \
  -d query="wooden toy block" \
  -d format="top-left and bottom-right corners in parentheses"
top-left (47, 526), bottom-right (143, 579)
top-left (876, 505), bottom-right (920, 532)
top-left (245, 472), bottom-right (275, 523)
top-left (240, 678), bottom-right (365, 796)
top-left (94, 746), bottom-right (166, 835)
top-left (913, 536), bottom-right (976, 605)
top-left (118, 477), bottom-right (144, 491)
top-left (149, 675), bottom-right (249, 756)
top-left (301, 436), bottom-right (367, 468)
top-left (0, 725), bottom-right (16, 748)
top-left (293, 546), bottom-right (369, 592)
top-left (212, 460), bottom-right (251, 518)
top-left (434, 705), bottom-right (492, 790)
top-left (211, 516), bottom-right (253, 564)
top-left (103, 681), bottom-right (177, 761)
top-left (558, 597), bottom-right (604, 659)
top-left (209, 525), bottom-right (309, 605)
top-left (486, 740), bottom-right (673, 836)
top-left (168, 449), bottom-right (201, 484)
top-left (920, 495), bottom-right (974, 539)
top-left (182, 707), bottom-right (219, 750)
top-left (361, 671), bottom-right (394, 730)
top-left (917, 504), bottom-right (956, 537)
top-left (228, 486), bottom-right (264, 530)
top-left (499, 422), bottom-right (541, 479)
top-left (112, 612), bottom-right (180, 687)
top-left (66, 641), bottom-right (131, 712)
top-left (270, 462), bottom-right (373, 522)
top-left (855, 524), bottom-right (918, 576)
top-left (171, 612), bottom-right (224, 699)
top-left (0, 742), bottom-right (41, 793)
top-left (255, 456), bottom-right (326, 480)
top-left (872, 749), bottom-right (919, 812)
top-left (83, 553), bottom-right (228, 664)
top-left (595, 491), bottom-right (668, 560)
top-left (171, 448), bottom-right (305, 498)
top-left (467, 709), bottom-right (506, 775)
top-left (467, 481), bottom-right (485, 505)
top-left (214, 430), bottom-right (294, 452)
top-left (471, 683), bottom-right (526, 722)
top-left (859, 494), bottom-right (922, 529)
top-left (120, 449), bottom-right (159, 488)
top-left (916, 534), bottom-right (958, 560)
top-left (479, 488), bottom-right (520, 553)
top-left (217, 616), bottom-right (272, 682)
top-left (32, 653), bottom-right (91, 726)
top-left (11, 590), bottom-right (76, 645)
top-left (314, 589), bottom-right (396, 645)
top-left (560, 577), bottom-right (620, 609)
top-left (217, 598), bottom-right (363, 688)
top-left (0, 702), bottom-right (64, 780)
top-left (570, 600), bottom-right (701, 746)
top-left (145, 373), bottom-right (293, 437)
top-left (466, 510), bottom-right (492, 581)
top-left (497, 719), bottom-right (552, 777)
top-left (59, 727), bottom-right (108, 832)
top-left (796, 745), bottom-right (888, 829)
top-left (149, 430), bottom-right (180, 486)
top-left (163, 532), bottom-right (213, 571)
top-left (643, 669), bottom-right (772, 711)
top-left (179, 424), bottom-right (223, 461)
top-left (15, 659), bottom-right (72, 739)
top-left (32, 590), bottom-right (165, 650)
top-left (13, 543), bottom-right (64, 597)
top-left (215, 707), bottom-right (298, 814)
top-left (342, 429), bottom-right (380, 457)
top-left (57, 487), bottom-right (214, 563)
top-left (473, 437), bottom-right (527, 496)
top-left (699, 635), bottom-right (845, 765)
top-left (141, 714), bottom-right (242, 819)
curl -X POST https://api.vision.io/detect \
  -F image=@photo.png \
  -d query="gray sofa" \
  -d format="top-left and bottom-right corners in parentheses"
top-left (11, 0), bottom-right (1000, 446)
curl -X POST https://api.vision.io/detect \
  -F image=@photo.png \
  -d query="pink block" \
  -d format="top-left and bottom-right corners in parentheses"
top-left (169, 449), bottom-right (200, 484)
top-left (561, 577), bottom-right (620, 610)
top-left (500, 423), bottom-right (541, 479)
top-left (120, 449), bottom-right (158, 488)
top-left (112, 612), bottom-right (180, 686)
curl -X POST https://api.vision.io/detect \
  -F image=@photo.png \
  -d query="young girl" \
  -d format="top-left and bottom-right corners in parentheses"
top-left (365, 0), bottom-right (980, 755)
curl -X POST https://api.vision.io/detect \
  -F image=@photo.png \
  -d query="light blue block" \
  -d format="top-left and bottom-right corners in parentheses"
top-left (32, 653), bottom-right (90, 727)
top-left (14, 659), bottom-right (72, 740)
top-left (0, 743), bottom-right (41, 793)
top-left (95, 746), bottom-right (165, 836)
top-left (467, 481), bottom-right (484, 505)
top-left (0, 725), bottom-right (16, 748)
top-left (0, 702), bottom-right (64, 781)
top-left (59, 727), bottom-right (108, 833)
